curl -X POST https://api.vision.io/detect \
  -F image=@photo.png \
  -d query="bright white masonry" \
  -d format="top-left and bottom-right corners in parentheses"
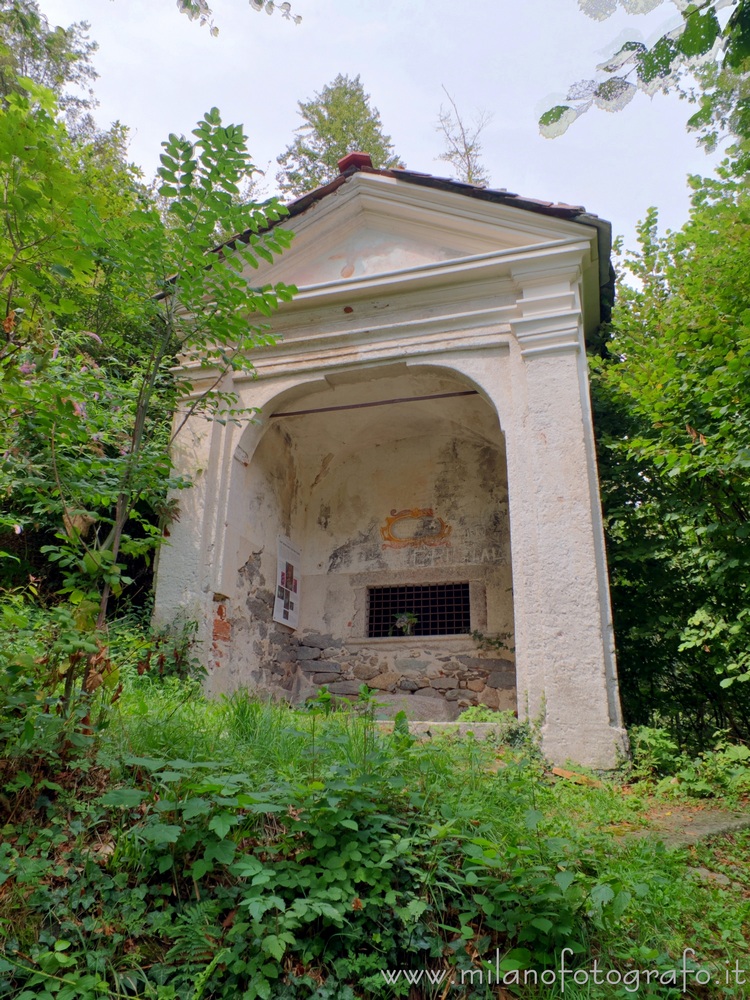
top-left (154, 154), bottom-right (628, 768)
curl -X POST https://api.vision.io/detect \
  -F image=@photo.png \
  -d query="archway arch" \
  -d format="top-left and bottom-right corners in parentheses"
top-left (220, 362), bottom-right (516, 719)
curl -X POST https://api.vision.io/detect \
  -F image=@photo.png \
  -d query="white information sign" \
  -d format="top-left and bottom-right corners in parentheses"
top-left (273, 536), bottom-right (301, 629)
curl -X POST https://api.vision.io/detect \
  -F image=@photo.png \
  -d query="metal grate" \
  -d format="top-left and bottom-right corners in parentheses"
top-left (367, 583), bottom-right (471, 638)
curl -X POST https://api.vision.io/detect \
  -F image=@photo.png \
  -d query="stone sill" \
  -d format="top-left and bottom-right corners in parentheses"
top-left (345, 635), bottom-right (478, 650)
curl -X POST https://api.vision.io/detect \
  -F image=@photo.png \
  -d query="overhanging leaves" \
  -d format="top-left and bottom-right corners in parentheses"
top-left (542, 1), bottom-right (750, 141)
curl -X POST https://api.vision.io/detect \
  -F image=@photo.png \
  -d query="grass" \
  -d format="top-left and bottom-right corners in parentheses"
top-left (1, 629), bottom-right (749, 998)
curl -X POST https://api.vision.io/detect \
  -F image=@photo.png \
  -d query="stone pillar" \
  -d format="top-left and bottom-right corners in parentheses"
top-left (152, 399), bottom-right (215, 629)
top-left (154, 371), bottom-right (242, 675)
top-left (506, 260), bottom-right (627, 768)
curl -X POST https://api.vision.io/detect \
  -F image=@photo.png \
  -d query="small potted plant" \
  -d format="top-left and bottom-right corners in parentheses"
top-left (390, 611), bottom-right (418, 636)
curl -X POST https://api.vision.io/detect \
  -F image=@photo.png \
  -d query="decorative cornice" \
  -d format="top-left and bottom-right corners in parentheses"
top-left (175, 227), bottom-right (595, 382)
top-left (271, 172), bottom-right (601, 257)
top-left (278, 238), bottom-right (591, 308)
top-left (235, 324), bottom-right (514, 383)
top-left (509, 259), bottom-right (585, 358)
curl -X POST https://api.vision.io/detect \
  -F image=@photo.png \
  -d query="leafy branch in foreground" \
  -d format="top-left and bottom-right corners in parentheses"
top-left (1, 87), bottom-right (296, 713)
top-left (540, 1), bottom-right (750, 141)
top-left (176, 0), bottom-right (302, 35)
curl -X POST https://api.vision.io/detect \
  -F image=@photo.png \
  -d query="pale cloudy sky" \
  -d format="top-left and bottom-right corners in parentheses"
top-left (44, 0), bottom-right (725, 251)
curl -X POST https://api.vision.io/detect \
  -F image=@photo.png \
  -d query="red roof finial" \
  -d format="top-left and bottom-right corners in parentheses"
top-left (338, 151), bottom-right (373, 173)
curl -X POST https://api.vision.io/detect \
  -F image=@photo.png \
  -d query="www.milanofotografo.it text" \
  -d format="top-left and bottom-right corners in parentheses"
top-left (380, 949), bottom-right (749, 992)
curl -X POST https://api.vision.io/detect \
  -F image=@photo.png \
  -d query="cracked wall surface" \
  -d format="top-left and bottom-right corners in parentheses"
top-left (213, 368), bottom-right (516, 718)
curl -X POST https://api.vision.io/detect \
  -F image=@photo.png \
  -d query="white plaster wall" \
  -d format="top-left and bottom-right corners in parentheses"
top-left (151, 405), bottom-right (222, 659)
top-left (152, 174), bottom-right (627, 766)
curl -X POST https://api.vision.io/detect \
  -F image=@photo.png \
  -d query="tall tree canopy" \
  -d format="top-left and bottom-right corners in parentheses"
top-left (593, 162), bottom-right (750, 744)
top-left (276, 73), bottom-right (403, 198)
top-left (0, 0), bottom-right (97, 115)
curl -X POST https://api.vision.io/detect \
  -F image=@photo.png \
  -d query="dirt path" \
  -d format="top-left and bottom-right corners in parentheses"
top-left (627, 803), bottom-right (750, 848)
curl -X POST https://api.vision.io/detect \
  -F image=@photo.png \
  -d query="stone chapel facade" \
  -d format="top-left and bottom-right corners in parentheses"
top-left (153, 153), bottom-right (627, 768)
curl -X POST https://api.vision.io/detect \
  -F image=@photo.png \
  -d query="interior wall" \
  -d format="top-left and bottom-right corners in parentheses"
top-left (222, 367), bottom-right (517, 718)
top-left (298, 416), bottom-right (511, 641)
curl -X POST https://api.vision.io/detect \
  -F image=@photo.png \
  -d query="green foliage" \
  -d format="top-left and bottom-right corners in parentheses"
top-left (0, 588), bottom-right (113, 751)
top-left (0, 68), bottom-right (154, 591)
top-left (0, 80), bottom-right (99, 364)
top-left (276, 73), bottom-right (403, 197)
top-left (629, 726), bottom-right (683, 779)
top-left (0, 69), bottom-right (296, 714)
top-left (389, 611), bottom-right (418, 636)
top-left (133, 618), bottom-right (205, 683)
top-left (457, 707), bottom-right (536, 746)
top-left (593, 164), bottom-right (750, 745)
top-left (0, 598), bottom-right (200, 769)
top-left (0, 0), bottom-right (97, 113)
top-left (630, 725), bottom-right (750, 799)
top-left (669, 741), bottom-right (750, 798)
top-left (459, 704), bottom-right (506, 723)
top-left (471, 628), bottom-right (514, 656)
top-left (686, 55), bottom-right (750, 167)
top-left (2, 332), bottom-right (180, 581)
top-left (2, 670), bottom-right (750, 998)
top-left (541, 1), bottom-right (750, 145)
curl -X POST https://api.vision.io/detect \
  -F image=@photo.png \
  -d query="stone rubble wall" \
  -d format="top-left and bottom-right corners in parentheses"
top-left (215, 553), bottom-right (516, 720)
top-left (287, 631), bottom-right (516, 721)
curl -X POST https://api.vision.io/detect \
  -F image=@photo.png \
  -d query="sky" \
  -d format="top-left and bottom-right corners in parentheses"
top-left (43, 0), bottom-right (727, 253)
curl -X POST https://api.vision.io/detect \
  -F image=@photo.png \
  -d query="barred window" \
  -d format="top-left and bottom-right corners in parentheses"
top-left (367, 583), bottom-right (470, 638)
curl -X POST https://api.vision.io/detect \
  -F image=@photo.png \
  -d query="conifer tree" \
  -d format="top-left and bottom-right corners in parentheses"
top-left (276, 73), bottom-right (403, 198)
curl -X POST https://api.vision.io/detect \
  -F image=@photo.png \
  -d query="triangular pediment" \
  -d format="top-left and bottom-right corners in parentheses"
top-left (238, 172), bottom-right (598, 290)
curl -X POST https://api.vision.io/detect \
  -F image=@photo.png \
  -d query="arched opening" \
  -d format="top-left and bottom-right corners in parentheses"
top-left (225, 364), bottom-right (515, 719)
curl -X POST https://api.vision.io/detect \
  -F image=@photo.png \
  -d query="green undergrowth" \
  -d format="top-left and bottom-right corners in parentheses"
top-left (1, 624), bottom-right (749, 998)
top-left (629, 726), bottom-right (750, 801)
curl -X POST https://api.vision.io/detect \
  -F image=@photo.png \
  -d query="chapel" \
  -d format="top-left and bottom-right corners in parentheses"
top-left (153, 152), bottom-right (627, 768)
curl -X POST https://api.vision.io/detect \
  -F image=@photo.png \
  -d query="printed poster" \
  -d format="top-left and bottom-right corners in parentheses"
top-left (273, 535), bottom-right (301, 629)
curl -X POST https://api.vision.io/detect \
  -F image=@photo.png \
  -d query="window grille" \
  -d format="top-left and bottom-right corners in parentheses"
top-left (367, 583), bottom-right (470, 638)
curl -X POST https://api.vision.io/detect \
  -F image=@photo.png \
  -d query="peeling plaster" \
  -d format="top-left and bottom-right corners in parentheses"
top-left (154, 177), bottom-right (627, 767)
